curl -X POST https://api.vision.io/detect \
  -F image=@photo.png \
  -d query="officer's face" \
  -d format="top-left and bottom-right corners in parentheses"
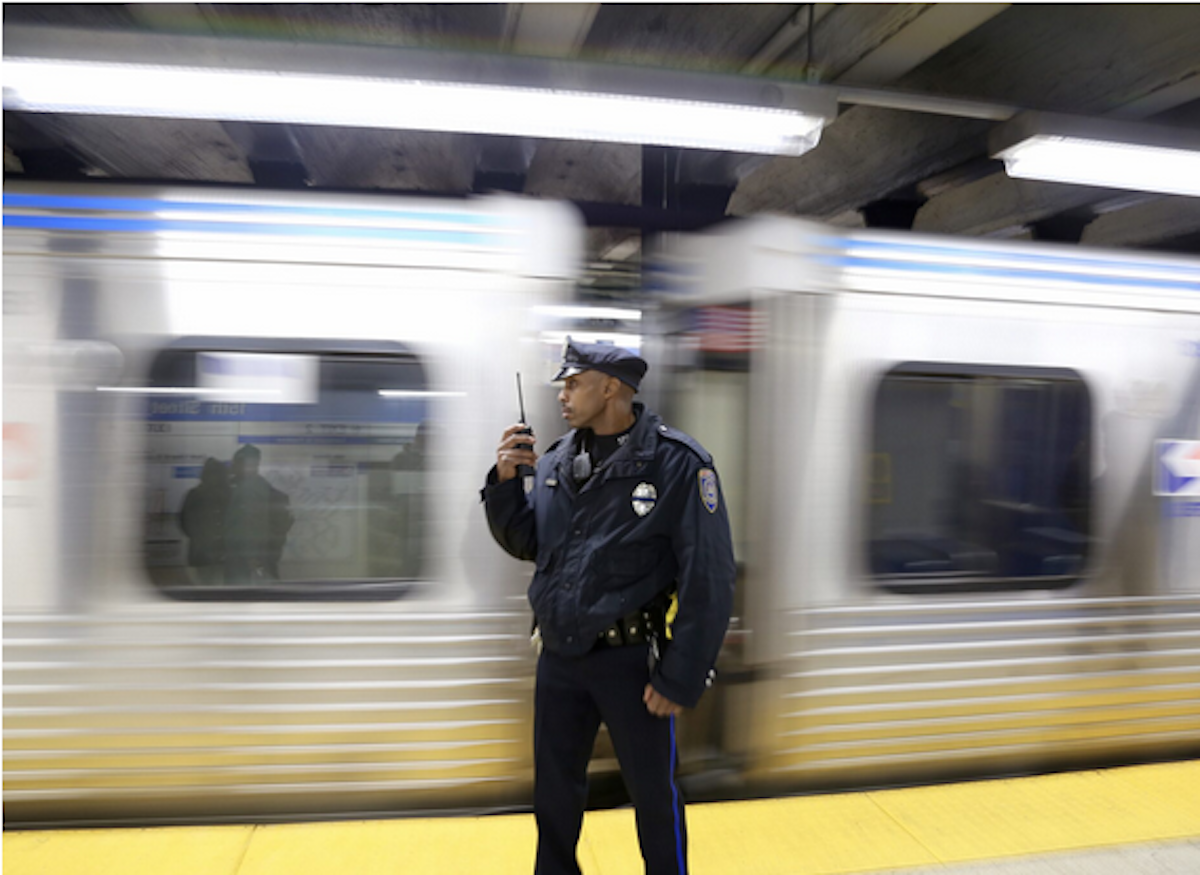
top-left (558, 370), bottom-right (611, 430)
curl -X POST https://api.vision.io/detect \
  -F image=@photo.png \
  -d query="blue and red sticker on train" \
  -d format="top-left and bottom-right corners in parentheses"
top-left (1157, 440), bottom-right (1200, 516)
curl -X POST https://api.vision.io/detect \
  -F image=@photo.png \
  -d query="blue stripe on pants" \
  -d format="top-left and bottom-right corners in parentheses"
top-left (670, 715), bottom-right (687, 875)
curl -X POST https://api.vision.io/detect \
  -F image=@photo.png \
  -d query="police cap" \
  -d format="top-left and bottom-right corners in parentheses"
top-left (552, 337), bottom-right (648, 392)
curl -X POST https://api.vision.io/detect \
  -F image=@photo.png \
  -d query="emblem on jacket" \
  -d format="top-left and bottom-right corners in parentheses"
top-left (632, 482), bottom-right (658, 517)
top-left (698, 469), bottom-right (719, 513)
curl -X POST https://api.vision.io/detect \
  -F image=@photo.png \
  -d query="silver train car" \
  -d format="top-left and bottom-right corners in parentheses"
top-left (4, 183), bottom-right (1200, 827)
top-left (648, 220), bottom-right (1200, 793)
top-left (3, 182), bottom-right (583, 825)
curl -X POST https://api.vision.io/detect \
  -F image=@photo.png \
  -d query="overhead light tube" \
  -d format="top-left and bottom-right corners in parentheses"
top-left (990, 112), bottom-right (1200, 198)
top-left (3, 57), bottom-right (833, 156)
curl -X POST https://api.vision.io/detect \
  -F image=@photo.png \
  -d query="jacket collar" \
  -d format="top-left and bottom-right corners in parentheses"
top-left (621, 403), bottom-right (660, 462)
top-left (554, 403), bottom-right (659, 485)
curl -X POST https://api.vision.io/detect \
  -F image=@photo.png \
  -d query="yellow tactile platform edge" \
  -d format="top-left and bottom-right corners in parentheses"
top-left (6, 760), bottom-right (1200, 875)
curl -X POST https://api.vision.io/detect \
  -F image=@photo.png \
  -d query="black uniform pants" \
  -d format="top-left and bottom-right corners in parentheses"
top-left (534, 643), bottom-right (688, 875)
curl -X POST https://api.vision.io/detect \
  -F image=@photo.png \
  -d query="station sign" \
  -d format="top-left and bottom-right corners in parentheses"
top-left (1155, 440), bottom-right (1200, 497)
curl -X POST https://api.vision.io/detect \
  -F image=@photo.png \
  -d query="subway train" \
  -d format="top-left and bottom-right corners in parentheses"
top-left (4, 181), bottom-right (1199, 828)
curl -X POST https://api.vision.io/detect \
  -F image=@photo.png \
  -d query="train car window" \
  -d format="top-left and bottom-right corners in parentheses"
top-left (142, 340), bottom-right (431, 601)
top-left (868, 364), bottom-right (1091, 593)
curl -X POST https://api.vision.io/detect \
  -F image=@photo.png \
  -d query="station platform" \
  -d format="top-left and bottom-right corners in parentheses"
top-left (5, 760), bottom-right (1199, 875)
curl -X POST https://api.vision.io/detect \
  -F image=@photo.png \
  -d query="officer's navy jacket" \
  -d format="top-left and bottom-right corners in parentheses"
top-left (483, 404), bottom-right (736, 709)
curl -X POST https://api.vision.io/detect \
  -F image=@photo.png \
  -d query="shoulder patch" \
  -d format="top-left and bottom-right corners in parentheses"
top-left (656, 424), bottom-right (713, 465)
top-left (698, 468), bottom-right (719, 513)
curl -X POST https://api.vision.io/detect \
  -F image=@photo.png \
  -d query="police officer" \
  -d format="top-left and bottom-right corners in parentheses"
top-left (482, 339), bottom-right (736, 875)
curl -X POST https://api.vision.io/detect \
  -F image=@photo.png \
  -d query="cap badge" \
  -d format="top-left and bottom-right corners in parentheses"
top-left (698, 469), bottom-right (719, 514)
top-left (632, 482), bottom-right (658, 517)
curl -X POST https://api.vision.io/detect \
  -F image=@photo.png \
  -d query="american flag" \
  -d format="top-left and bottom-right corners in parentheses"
top-left (691, 305), bottom-right (766, 353)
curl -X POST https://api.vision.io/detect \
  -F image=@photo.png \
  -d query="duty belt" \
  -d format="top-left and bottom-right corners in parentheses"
top-left (596, 600), bottom-right (667, 649)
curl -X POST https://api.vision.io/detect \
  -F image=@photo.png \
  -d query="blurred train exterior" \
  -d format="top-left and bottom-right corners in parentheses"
top-left (3, 182), bottom-right (582, 825)
top-left (4, 184), bottom-right (1199, 827)
top-left (649, 219), bottom-right (1200, 794)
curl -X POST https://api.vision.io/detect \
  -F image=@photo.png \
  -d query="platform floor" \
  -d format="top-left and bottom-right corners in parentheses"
top-left (873, 840), bottom-right (1200, 874)
top-left (6, 760), bottom-right (1200, 875)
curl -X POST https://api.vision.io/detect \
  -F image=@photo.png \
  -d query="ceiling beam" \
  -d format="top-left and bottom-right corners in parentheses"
top-left (222, 122), bottom-right (309, 188)
top-left (506, 4), bottom-right (631, 262)
top-left (837, 4), bottom-right (1010, 86)
top-left (473, 136), bottom-right (537, 193)
top-left (1104, 75), bottom-right (1200, 122)
top-left (914, 174), bottom-right (1107, 237)
top-left (4, 113), bottom-right (94, 179)
top-left (497, 4), bottom-right (605, 225)
top-left (742, 4), bottom-right (835, 76)
top-left (735, 4), bottom-right (1200, 220)
top-left (294, 129), bottom-right (478, 191)
top-left (747, 4), bottom-right (1010, 231)
top-left (495, 1), bottom-right (602, 193)
top-left (840, 1), bottom-right (1008, 232)
top-left (5, 112), bottom-right (253, 184)
top-left (775, 4), bottom-right (930, 82)
top-left (1082, 196), bottom-right (1200, 249)
top-left (502, 3), bottom-right (599, 55)
top-left (914, 87), bottom-right (1200, 237)
top-left (731, 108), bottom-right (992, 220)
top-left (840, 4), bottom-right (1200, 235)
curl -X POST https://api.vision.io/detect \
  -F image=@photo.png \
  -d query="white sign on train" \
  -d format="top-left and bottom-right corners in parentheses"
top-left (1155, 440), bottom-right (1200, 497)
top-left (197, 352), bottom-right (319, 404)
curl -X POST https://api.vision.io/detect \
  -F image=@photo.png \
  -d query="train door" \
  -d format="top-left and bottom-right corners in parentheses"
top-left (3, 254), bottom-right (64, 611)
top-left (3, 221), bottom-right (136, 612)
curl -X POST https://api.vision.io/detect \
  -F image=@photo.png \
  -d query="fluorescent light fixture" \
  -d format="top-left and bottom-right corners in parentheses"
top-left (532, 305), bottom-right (643, 321)
top-left (3, 56), bottom-right (832, 156)
top-left (378, 390), bottom-right (467, 399)
top-left (97, 386), bottom-right (282, 396)
top-left (990, 112), bottom-right (1200, 197)
top-left (998, 137), bottom-right (1200, 197)
top-left (538, 330), bottom-right (642, 349)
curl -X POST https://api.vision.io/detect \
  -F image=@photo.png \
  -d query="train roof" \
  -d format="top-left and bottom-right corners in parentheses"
top-left (2, 181), bottom-right (584, 280)
top-left (653, 215), bottom-right (1200, 315)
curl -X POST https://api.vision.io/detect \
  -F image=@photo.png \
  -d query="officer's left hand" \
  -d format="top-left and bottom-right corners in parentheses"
top-left (643, 684), bottom-right (683, 718)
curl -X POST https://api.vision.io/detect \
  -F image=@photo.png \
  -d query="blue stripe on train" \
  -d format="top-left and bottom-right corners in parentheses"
top-left (814, 254), bottom-right (1200, 293)
top-left (815, 234), bottom-right (1200, 277)
top-left (2, 213), bottom-right (498, 245)
top-left (3, 192), bottom-right (502, 226)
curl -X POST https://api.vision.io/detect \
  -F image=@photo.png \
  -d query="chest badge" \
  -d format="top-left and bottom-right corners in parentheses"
top-left (698, 469), bottom-right (719, 514)
top-left (632, 482), bottom-right (658, 517)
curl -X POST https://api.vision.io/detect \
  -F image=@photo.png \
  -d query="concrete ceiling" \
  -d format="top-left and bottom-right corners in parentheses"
top-left (5, 2), bottom-right (1200, 286)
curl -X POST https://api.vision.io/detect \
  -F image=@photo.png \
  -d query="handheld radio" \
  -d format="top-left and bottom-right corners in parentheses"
top-left (516, 373), bottom-right (534, 480)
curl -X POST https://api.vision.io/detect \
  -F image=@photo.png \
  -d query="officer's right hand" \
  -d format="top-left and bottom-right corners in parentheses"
top-left (496, 424), bottom-right (539, 483)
